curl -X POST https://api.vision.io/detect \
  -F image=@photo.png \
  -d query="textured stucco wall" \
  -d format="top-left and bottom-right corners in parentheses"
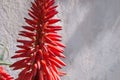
top-left (0, 0), bottom-right (120, 80)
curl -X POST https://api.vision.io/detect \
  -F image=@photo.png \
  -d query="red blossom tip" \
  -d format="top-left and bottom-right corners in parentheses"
top-left (0, 66), bottom-right (13, 80)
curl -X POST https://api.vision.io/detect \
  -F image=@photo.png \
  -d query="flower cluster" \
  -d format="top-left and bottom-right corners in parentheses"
top-left (10, 0), bottom-right (66, 80)
top-left (0, 66), bottom-right (13, 80)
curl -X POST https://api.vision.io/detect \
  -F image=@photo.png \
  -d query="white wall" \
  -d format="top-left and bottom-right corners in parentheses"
top-left (0, 0), bottom-right (120, 80)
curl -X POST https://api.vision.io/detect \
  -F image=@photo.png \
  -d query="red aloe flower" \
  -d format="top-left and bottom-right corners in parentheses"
top-left (10, 0), bottom-right (66, 80)
top-left (0, 66), bottom-right (13, 80)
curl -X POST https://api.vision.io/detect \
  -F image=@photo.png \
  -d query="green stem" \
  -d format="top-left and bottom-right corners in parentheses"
top-left (0, 60), bottom-right (12, 65)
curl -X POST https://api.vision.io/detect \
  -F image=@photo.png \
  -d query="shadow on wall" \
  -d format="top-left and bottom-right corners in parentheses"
top-left (59, 0), bottom-right (120, 80)
top-left (63, 0), bottom-right (120, 64)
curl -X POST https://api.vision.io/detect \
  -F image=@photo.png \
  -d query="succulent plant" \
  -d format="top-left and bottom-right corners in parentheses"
top-left (10, 0), bottom-right (66, 80)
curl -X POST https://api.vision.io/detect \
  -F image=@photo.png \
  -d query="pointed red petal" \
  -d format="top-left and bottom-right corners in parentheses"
top-left (22, 26), bottom-right (35, 31)
top-left (48, 19), bottom-right (60, 24)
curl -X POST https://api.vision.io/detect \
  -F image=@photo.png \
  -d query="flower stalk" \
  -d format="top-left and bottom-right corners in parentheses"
top-left (10, 0), bottom-right (66, 80)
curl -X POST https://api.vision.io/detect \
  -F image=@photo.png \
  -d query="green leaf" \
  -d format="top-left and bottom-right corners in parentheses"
top-left (0, 43), bottom-right (9, 60)
top-left (0, 60), bottom-right (12, 65)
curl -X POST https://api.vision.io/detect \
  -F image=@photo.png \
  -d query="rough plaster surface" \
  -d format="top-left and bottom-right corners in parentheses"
top-left (0, 0), bottom-right (120, 80)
